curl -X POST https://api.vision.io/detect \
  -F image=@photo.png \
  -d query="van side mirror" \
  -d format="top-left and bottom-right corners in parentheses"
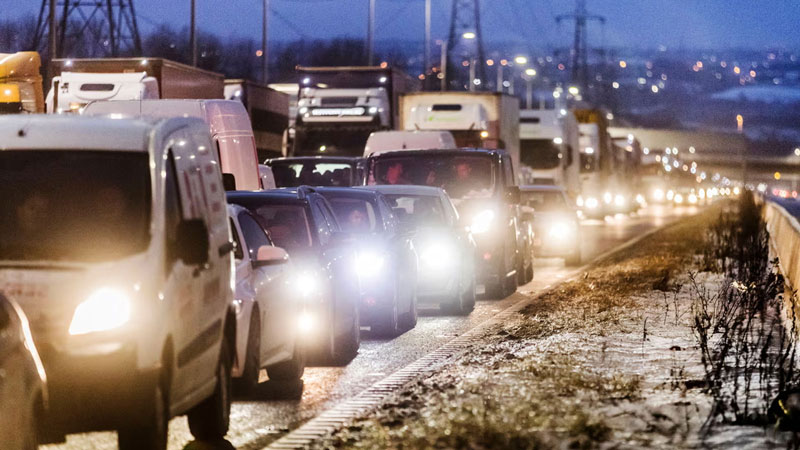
top-left (176, 219), bottom-right (210, 266)
top-left (253, 246), bottom-right (289, 267)
top-left (506, 186), bottom-right (521, 204)
top-left (223, 173), bottom-right (237, 191)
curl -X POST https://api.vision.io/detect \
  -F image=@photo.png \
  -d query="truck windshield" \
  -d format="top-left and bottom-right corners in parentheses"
top-left (521, 139), bottom-right (561, 169)
top-left (0, 151), bottom-right (151, 263)
top-left (294, 128), bottom-right (373, 158)
top-left (300, 71), bottom-right (390, 89)
top-left (370, 154), bottom-right (495, 200)
top-left (272, 162), bottom-right (355, 187)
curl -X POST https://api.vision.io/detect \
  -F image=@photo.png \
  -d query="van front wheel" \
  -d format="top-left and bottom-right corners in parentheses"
top-left (187, 336), bottom-right (232, 440)
top-left (117, 379), bottom-right (168, 450)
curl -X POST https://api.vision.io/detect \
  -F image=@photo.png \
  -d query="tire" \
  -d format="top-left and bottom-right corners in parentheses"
top-left (267, 345), bottom-right (305, 382)
top-left (525, 261), bottom-right (534, 283)
top-left (371, 301), bottom-right (400, 337)
top-left (331, 305), bottom-right (360, 365)
top-left (399, 288), bottom-right (418, 330)
top-left (233, 314), bottom-right (261, 395)
top-left (441, 275), bottom-right (475, 316)
top-left (187, 336), bottom-right (232, 441)
top-left (118, 379), bottom-right (168, 450)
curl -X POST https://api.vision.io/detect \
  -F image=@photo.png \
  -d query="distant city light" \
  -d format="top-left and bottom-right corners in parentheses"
top-left (514, 56), bottom-right (528, 65)
top-left (462, 32), bottom-right (476, 39)
top-left (568, 86), bottom-right (580, 95)
top-left (525, 68), bottom-right (536, 76)
top-left (689, 146), bottom-right (696, 154)
top-left (619, 60), bottom-right (627, 68)
top-left (612, 82), bottom-right (620, 89)
top-left (651, 85), bottom-right (659, 93)
top-left (795, 148), bottom-right (800, 156)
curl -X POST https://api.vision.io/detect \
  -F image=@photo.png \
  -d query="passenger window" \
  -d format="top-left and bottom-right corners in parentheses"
top-left (164, 151), bottom-right (183, 272)
top-left (238, 213), bottom-right (271, 260)
top-left (379, 199), bottom-right (397, 234)
top-left (230, 218), bottom-right (244, 260)
top-left (320, 203), bottom-right (341, 232)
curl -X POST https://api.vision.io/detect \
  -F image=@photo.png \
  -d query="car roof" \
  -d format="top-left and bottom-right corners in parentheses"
top-left (268, 156), bottom-right (361, 164)
top-left (362, 185), bottom-right (446, 197)
top-left (0, 115), bottom-right (158, 151)
top-left (227, 189), bottom-right (308, 204)
top-left (315, 187), bottom-right (382, 200)
top-left (520, 185), bottom-right (567, 193)
top-left (366, 148), bottom-right (505, 159)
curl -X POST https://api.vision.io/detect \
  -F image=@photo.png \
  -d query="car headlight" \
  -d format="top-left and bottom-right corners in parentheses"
top-left (666, 190), bottom-right (675, 201)
top-left (614, 194), bottom-right (625, 207)
top-left (547, 221), bottom-right (574, 240)
top-left (635, 194), bottom-right (646, 205)
top-left (688, 193), bottom-right (698, 204)
top-left (576, 195), bottom-right (584, 207)
top-left (653, 189), bottom-right (665, 201)
top-left (355, 251), bottom-right (385, 277)
top-left (585, 197), bottom-right (599, 209)
top-left (69, 287), bottom-right (131, 336)
top-left (297, 312), bottom-right (315, 333)
top-left (603, 192), bottom-right (613, 204)
top-left (420, 243), bottom-right (457, 270)
top-left (470, 209), bottom-right (495, 234)
top-left (674, 193), bottom-right (684, 204)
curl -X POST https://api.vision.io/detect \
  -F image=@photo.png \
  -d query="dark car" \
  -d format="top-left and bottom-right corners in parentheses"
top-left (0, 293), bottom-right (47, 450)
top-left (365, 149), bottom-right (532, 298)
top-left (369, 185), bottom-right (477, 315)
top-left (227, 188), bottom-right (361, 365)
top-left (267, 156), bottom-right (364, 187)
top-left (316, 187), bottom-right (418, 336)
top-left (521, 185), bottom-right (582, 265)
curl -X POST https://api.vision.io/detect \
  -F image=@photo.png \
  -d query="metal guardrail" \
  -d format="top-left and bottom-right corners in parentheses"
top-left (763, 199), bottom-right (800, 295)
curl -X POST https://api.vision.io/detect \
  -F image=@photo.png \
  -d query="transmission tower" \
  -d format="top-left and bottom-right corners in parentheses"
top-left (556, 0), bottom-right (605, 91)
top-left (32, 0), bottom-right (143, 58)
top-left (445, 0), bottom-right (487, 91)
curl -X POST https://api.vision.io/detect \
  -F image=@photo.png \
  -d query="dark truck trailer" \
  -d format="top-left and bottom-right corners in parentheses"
top-left (225, 79), bottom-right (289, 160)
top-left (50, 57), bottom-right (224, 100)
top-left (293, 66), bottom-right (419, 157)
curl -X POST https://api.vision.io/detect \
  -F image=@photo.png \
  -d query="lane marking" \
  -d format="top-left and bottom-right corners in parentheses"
top-left (262, 214), bottom-right (684, 450)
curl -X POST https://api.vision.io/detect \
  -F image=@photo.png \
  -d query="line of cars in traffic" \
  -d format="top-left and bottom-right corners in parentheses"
top-left (0, 104), bottom-right (584, 450)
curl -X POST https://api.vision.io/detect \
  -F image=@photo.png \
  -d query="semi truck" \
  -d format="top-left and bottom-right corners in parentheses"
top-left (519, 109), bottom-right (580, 196)
top-left (398, 91), bottom-right (521, 179)
top-left (225, 79), bottom-right (289, 160)
top-left (0, 51), bottom-right (44, 114)
top-left (47, 57), bottom-right (224, 113)
top-left (293, 66), bottom-right (417, 156)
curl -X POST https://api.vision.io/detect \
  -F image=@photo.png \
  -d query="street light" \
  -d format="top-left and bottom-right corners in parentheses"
top-left (514, 55), bottom-right (528, 65)
top-left (462, 32), bottom-right (476, 40)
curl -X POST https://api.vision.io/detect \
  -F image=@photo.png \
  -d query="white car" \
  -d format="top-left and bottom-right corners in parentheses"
top-left (0, 115), bottom-right (235, 449)
top-left (227, 204), bottom-right (305, 393)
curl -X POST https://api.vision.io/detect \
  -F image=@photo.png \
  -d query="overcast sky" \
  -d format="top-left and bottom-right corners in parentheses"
top-left (7, 0), bottom-right (800, 50)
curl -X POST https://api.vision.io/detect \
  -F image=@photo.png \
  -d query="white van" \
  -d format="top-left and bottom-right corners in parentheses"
top-left (46, 71), bottom-right (159, 114)
top-left (363, 130), bottom-right (456, 157)
top-left (0, 115), bottom-right (236, 448)
top-left (84, 99), bottom-right (262, 191)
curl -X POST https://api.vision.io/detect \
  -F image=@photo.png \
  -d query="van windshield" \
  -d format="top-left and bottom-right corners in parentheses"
top-left (370, 154), bottom-right (495, 200)
top-left (0, 151), bottom-right (151, 263)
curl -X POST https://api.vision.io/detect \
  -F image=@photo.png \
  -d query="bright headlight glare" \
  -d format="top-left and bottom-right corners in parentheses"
top-left (674, 193), bottom-right (684, 204)
top-left (292, 272), bottom-right (320, 297)
top-left (585, 197), bottom-right (599, 209)
top-left (688, 193), bottom-right (698, 204)
top-left (653, 189), bottom-right (665, 201)
top-left (69, 287), bottom-right (131, 335)
top-left (603, 192), bottom-right (613, 204)
top-left (614, 194), bottom-right (625, 206)
top-left (421, 243), bottom-right (457, 270)
top-left (666, 190), bottom-right (675, 201)
top-left (297, 312), bottom-right (315, 333)
top-left (547, 221), bottom-right (573, 240)
top-left (470, 209), bottom-right (496, 234)
top-left (355, 252), bottom-right (385, 277)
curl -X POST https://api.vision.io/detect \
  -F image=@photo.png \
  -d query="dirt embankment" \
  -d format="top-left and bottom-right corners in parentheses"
top-left (311, 204), bottom-right (792, 449)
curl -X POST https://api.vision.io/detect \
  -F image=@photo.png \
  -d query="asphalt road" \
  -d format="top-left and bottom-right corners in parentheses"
top-left (43, 204), bottom-right (698, 450)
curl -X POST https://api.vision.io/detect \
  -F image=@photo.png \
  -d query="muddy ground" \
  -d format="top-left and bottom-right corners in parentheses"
top-left (310, 205), bottom-right (793, 449)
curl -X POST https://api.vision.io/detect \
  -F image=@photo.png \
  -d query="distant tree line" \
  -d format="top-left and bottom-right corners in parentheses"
top-left (0, 15), bottom-right (409, 83)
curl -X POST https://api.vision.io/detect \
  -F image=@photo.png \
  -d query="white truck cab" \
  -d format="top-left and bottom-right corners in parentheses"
top-left (46, 71), bottom-right (158, 114)
top-left (0, 115), bottom-right (236, 448)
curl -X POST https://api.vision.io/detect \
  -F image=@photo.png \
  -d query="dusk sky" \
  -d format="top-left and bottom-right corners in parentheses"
top-left (7, 0), bottom-right (800, 50)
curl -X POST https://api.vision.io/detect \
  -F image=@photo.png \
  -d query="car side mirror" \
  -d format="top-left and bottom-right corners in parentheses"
top-left (506, 186), bottom-right (521, 204)
top-left (222, 173), bottom-right (237, 191)
top-left (253, 246), bottom-right (289, 267)
top-left (176, 219), bottom-right (210, 266)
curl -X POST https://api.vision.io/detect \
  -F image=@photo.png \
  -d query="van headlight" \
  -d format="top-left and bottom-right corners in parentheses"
top-left (355, 251), bottom-right (385, 277)
top-left (470, 209), bottom-right (496, 234)
top-left (69, 287), bottom-right (131, 336)
top-left (584, 197), bottom-right (599, 209)
top-left (547, 221), bottom-right (575, 241)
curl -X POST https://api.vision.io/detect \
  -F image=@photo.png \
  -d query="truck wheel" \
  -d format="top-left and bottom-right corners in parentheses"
top-left (234, 315), bottom-right (261, 395)
top-left (331, 305), bottom-right (360, 365)
top-left (187, 336), bottom-right (232, 441)
top-left (118, 378), bottom-right (168, 450)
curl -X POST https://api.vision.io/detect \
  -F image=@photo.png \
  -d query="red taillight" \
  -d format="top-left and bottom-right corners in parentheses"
top-left (483, 252), bottom-right (492, 261)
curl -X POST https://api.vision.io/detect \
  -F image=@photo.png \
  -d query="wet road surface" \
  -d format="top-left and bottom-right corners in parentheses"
top-left (43, 204), bottom-right (698, 450)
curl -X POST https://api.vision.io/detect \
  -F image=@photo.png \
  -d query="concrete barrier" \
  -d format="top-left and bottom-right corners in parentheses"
top-left (763, 200), bottom-right (800, 295)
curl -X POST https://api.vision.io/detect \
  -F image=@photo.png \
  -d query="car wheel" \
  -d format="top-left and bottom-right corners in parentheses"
top-left (118, 377), bottom-right (168, 450)
top-left (267, 345), bottom-right (306, 382)
top-left (442, 275), bottom-right (475, 315)
top-left (399, 283), bottom-right (418, 330)
top-left (234, 314), bottom-right (261, 395)
top-left (372, 300), bottom-right (400, 337)
top-left (331, 304), bottom-right (360, 365)
top-left (187, 336), bottom-right (232, 441)
top-left (525, 260), bottom-right (534, 283)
